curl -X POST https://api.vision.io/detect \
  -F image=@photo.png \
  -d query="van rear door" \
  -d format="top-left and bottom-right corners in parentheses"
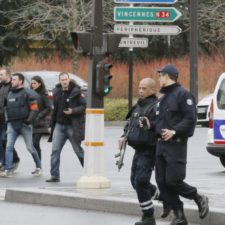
top-left (213, 73), bottom-right (225, 144)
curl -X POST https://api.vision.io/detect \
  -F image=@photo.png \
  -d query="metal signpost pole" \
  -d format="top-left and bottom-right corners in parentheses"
top-left (190, 0), bottom-right (198, 101)
top-left (128, 4), bottom-right (134, 112)
top-left (128, 45), bottom-right (134, 111)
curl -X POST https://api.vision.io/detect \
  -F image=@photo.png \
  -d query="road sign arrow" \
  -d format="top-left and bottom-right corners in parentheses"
top-left (114, 24), bottom-right (182, 35)
top-left (114, 0), bottom-right (178, 4)
top-left (114, 7), bottom-right (182, 22)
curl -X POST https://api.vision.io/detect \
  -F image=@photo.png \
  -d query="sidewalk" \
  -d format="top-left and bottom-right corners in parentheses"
top-left (4, 182), bottom-right (224, 225)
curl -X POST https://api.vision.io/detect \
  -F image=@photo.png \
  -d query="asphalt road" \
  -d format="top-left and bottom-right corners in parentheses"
top-left (0, 199), bottom-right (201, 225)
top-left (0, 126), bottom-right (216, 225)
top-left (0, 127), bottom-right (224, 207)
top-left (0, 126), bottom-right (223, 184)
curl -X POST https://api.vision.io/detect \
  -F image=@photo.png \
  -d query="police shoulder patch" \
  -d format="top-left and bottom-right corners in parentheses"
top-left (186, 99), bottom-right (193, 105)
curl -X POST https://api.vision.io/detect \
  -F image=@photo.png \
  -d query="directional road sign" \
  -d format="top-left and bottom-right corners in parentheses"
top-left (114, 7), bottom-right (182, 22)
top-left (114, 0), bottom-right (178, 4)
top-left (114, 24), bottom-right (182, 35)
top-left (119, 37), bottom-right (148, 48)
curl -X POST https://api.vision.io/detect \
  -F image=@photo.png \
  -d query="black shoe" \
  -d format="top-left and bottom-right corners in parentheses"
top-left (194, 194), bottom-right (209, 219)
top-left (135, 215), bottom-right (156, 225)
top-left (161, 202), bottom-right (172, 218)
top-left (170, 209), bottom-right (188, 225)
top-left (45, 177), bottom-right (60, 182)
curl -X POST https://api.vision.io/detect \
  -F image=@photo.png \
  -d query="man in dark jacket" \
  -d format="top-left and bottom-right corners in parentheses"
top-left (153, 64), bottom-right (209, 225)
top-left (119, 78), bottom-right (158, 225)
top-left (0, 73), bottom-right (41, 177)
top-left (0, 67), bottom-right (20, 171)
top-left (46, 72), bottom-right (86, 182)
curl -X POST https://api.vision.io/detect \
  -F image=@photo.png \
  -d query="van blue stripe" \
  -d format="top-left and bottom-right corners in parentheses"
top-left (214, 120), bottom-right (225, 140)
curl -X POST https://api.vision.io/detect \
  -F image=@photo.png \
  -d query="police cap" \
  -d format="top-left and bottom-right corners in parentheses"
top-left (157, 64), bottom-right (179, 78)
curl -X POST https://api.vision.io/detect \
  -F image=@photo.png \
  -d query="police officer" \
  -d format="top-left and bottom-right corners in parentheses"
top-left (152, 64), bottom-right (209, 225)
top-left (119, 78), bottom-right (158, 225)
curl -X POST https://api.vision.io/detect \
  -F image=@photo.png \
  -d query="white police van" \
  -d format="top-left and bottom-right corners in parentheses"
top-left (207, 73), bottom-right (225, 167)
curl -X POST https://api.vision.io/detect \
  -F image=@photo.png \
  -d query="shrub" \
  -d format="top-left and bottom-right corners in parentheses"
top-left (104, 98), bottom-right (129, 121)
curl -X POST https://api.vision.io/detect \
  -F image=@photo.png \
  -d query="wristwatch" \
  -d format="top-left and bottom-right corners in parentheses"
top-left (171, 130), bottom-right (176, 136)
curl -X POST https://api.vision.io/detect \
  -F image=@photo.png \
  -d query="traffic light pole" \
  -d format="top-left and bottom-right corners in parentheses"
top-left (76, 0), bottom-right (111, 189)
top-left (87, 1), bottom-right (103, 109)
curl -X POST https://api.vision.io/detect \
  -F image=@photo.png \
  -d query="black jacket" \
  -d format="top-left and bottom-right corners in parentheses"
top-left (154, 83), bottom-right (196, 138)
top-left (33, 89), bottom-right (52, 134)
top-left (48, 81), bottom-right (86, 142)
top-left (0, 81), bottom-right (11, 124)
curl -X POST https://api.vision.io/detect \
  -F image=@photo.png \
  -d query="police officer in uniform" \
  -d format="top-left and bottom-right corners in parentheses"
top-left (119, 78), bottom-right (158, 225)
top-left (152, 64), bottom-right (209, 225)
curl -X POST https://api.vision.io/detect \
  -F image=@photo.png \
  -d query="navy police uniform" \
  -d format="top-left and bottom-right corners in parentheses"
top-left (154, 64), bottom-right (209, 225)
top-left (155, 83), bottom-right (197, 210)
top-left (123, 95), bottom-right (158, 220)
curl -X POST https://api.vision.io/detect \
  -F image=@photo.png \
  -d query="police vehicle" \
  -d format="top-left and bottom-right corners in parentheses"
top-left (197, 93), bottom-right (213, 127)
top-left (207, 73), bottom-right (225, 167)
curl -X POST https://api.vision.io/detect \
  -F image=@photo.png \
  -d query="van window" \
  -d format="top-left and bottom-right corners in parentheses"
top-left (217, 79), bottom-right (225, 109)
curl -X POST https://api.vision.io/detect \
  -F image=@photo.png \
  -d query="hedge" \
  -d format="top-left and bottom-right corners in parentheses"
top-left (104, 98), bottom-right (130, 121)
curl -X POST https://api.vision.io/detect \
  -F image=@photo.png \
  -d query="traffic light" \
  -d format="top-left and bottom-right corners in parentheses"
top-left (96, 61), bottom-right (113, 96)
top-left (70, 32), bottom-right (91, 54)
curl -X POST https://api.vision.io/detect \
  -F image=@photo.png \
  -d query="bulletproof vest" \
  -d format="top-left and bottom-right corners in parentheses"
top-left (6, 89), bottom-right (29, 121)
top-left (127, 101), bottom-right (157, 148)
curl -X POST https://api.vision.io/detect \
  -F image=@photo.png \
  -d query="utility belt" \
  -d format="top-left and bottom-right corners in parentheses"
top-left (157, 137), bottom-right (187, 143)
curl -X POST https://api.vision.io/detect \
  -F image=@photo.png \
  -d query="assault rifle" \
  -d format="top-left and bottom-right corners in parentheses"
top-left (115, 137), bottom-right (127, 172)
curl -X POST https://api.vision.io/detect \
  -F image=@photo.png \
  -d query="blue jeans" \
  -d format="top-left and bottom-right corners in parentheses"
top-left (0, 123), bottom-right (20, 165)
top-left (5, 122), bottom-right (41, 170)
top-left (50, 123), bottom-right (84, 177)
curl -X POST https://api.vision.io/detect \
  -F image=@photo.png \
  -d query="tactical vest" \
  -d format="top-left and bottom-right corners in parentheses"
top-left (127, 101), bottom-right (157, 148)
top-left (6, 89), bottom-right (29, 121)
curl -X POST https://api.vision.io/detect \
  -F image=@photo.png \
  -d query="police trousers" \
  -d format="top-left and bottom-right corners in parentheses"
top-left (155, 140), bottom-right (197, 210)
top-left (131, 148), bottom-right (156, 215)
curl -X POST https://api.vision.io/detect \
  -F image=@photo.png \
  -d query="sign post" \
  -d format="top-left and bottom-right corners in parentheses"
top-left (113, 0), bottom-right (182, 111)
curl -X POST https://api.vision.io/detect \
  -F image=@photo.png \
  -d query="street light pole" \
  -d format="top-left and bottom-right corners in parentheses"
top-left (190, 0), bottom-right (198, 101)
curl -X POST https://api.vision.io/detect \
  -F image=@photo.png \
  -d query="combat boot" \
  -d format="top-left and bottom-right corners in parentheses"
top-left (135, 214), bottom-right (156, 225)
top-left (161, 202), bottom-right (172, 218)
top-left (170, 208), bottom-right (188, 225)
top-left (194, 194), bottom-right (209, 219)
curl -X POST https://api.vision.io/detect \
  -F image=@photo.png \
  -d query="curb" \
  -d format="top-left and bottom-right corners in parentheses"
top-left (5, 188), bottom-right (225, 225)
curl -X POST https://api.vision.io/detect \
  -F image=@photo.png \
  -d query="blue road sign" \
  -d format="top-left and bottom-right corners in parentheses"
top-left (114, 0), bottom-right (178, 4)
